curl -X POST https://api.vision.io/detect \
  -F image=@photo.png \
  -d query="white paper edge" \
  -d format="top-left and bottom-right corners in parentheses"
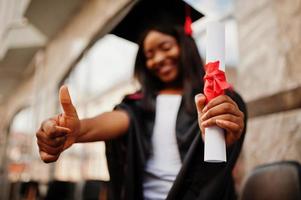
top-left (204, 21), bottom-right (227, 163)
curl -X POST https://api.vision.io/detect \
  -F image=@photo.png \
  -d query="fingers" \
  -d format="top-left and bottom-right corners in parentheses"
top-left (201, 103), bottom-right (242, 122)
top-left (41, 119), bottom-right (57, 136)
top-left (59, 85), bottom-right (78, 117)
top-left (36, 131), bottom-right (66, 148)
top-left (198, 95), bottom-right (245, 145)
top-left (37, 85), bottom-right (78, 164)
top-left (37, 138), bottom-right (64, 155)
top-left (37, 118), bottom-right (72, 163)
top-left (216, 119), bottom-right (241, 136)
top-left (195, 93), bottom-right (207, 115)
top-left (203, 95), bottom-right (238, 113)
top-left (201, 114), bottom-right (242, 128)
top-left (195, 93), bottom-right (207, 139)
top-left (37, 129), bottom-right (66, 163)
top-left (40, 119), bottom-right (71, 138)
top-left (216, 120), bottom-right (242, 145)
top-left (200, 95), bottom-right (244, 130)
top-left (39, 151), bottom-right (60, 163)
top-left (54, 125), bottom-right (71, 137)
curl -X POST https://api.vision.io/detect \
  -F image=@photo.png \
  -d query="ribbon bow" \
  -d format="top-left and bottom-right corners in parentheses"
top-left (204, 61), bottom-right (231, 102)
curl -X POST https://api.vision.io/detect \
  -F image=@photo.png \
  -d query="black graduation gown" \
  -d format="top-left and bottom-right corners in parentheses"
top-left (105, 90), bottom-right (247, 200)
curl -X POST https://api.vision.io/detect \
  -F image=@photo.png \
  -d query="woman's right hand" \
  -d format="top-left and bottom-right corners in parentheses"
top-left (36, 86), bottom-right (80, 163)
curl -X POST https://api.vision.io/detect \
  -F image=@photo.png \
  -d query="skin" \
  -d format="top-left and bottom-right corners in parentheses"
top-left (36, 30), bottom-right (244, 163)
top-left (144, 31), bottom-right (181, 87)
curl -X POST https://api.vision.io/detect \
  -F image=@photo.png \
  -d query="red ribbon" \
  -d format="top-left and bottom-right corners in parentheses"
top-left (204, 61), bottom-right (231, 102)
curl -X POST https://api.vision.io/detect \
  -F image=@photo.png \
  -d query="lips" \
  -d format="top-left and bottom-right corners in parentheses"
top-left (151, 59), bottom-right (179, 82)
top-left (158, 65), bottom-right (173, 75)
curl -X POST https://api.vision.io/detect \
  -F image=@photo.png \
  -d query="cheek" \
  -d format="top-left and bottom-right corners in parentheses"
top-left (146, 60), bottom-right (154, 70)
top-left (173, 48), bottom-right (180, 59)
top-left (168, 47), bottom-right (181, 62)
top-left (172, 67), bottom-right (180, 78)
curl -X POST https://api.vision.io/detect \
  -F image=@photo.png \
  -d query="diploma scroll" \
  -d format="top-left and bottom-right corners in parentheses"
top-left (204, 21), bottom-right (227, 163)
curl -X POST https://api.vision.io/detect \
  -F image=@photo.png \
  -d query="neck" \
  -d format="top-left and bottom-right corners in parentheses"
top-left (159, 87), bottom-right (182, 95)
top-left (159, 78), bottom-right (183, 94)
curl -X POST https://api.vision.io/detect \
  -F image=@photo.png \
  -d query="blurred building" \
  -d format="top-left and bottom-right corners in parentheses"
top-left (0, 0), bottom-right (136, 199)
top-left (0, 0), bottom-right (300, 199)
top-left (234, 0), bottom-right (301, 193)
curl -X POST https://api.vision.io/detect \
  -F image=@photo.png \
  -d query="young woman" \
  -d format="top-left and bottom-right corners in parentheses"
top-left (36, 25), bottom-right (246, 200)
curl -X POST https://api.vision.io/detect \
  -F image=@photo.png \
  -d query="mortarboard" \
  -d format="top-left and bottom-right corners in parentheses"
top-left (111, 0), bottom-right (204, 43)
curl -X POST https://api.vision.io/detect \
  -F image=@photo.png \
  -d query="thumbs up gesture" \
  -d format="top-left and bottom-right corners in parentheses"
top-left (36, 85), bottom-right (80, 163)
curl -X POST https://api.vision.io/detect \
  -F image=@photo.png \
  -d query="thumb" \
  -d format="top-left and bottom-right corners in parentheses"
top-left (195, 93), bottom-right (206, 115)
top-left (195, 93), bottom-right (207, 140)
top-left (59, 85), bottom-right (78, 117)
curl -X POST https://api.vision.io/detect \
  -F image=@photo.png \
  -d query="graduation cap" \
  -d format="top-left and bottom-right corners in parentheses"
top-left (111, 0), bottom-right (204, 43)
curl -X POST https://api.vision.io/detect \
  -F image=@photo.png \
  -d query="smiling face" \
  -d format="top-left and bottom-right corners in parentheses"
top-left (143, 30), bottom-right (181, 85)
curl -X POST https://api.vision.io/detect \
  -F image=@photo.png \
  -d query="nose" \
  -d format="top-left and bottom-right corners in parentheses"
top-left (153, 51), bottom-right (165, 66)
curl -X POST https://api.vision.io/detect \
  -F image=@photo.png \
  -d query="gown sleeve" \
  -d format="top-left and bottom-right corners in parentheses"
top-left (105, 94), bottom-right (150, 200)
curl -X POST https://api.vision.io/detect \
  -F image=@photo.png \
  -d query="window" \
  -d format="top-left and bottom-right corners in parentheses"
top-left (54, 34), bottom-right (138, 181)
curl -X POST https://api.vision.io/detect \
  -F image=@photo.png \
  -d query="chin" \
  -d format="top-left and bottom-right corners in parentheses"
top-left (160, 74), bottom-right (179, 84)
top-left (161, 78), bottom-right (176, 83)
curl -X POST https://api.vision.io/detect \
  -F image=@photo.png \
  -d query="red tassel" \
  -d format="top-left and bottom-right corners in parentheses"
top-left (184, 5), bottom-right (192, 36)
top-left (185, 16), bottom-right (192, 36)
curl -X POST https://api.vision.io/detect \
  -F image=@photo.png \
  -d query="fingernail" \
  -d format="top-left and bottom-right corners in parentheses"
top-left (195, 94), bottom-right (204, 101)
top-left (194, 94), bottom-right (201, 102)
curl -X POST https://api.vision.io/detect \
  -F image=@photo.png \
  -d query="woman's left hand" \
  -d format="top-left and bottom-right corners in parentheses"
top-left (195, 93), bottom-right (245, 146)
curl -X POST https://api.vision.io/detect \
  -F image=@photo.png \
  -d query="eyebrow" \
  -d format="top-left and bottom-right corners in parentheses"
top-left (144, 40), bottom-right (175, 53)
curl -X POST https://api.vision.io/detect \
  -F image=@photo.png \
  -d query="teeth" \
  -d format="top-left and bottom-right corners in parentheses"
top-left (160, 66), bottom-right (169, 73)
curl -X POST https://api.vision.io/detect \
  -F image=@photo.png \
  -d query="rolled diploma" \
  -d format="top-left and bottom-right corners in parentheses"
top-left (204, 21), bottom-right (226, 162)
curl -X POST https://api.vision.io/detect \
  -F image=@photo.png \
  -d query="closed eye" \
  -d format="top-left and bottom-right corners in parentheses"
top-left (160, 41), bottom-right (173, 51)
